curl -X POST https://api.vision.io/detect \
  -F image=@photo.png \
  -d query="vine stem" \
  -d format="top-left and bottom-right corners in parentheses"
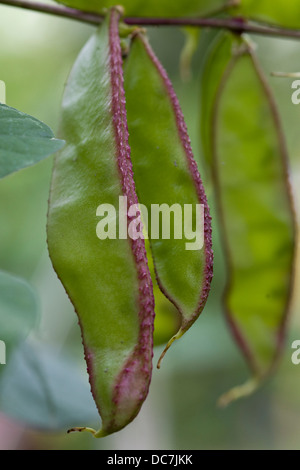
top-left (1, 0), bottom-right (300, 41)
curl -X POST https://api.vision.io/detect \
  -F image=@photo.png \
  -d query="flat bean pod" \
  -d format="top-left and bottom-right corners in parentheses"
top-left (124, 33), bottom-right (213, 366)
top-left (211, 41), bottom-right (296, 402)
top-left (200, 31), bottom-right (237, 173)
top-left (47, 9), bottom-right (155, 436)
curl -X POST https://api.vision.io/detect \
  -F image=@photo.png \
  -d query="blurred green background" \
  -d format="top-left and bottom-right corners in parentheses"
top-left (0, 0), bottom-right (300, 450)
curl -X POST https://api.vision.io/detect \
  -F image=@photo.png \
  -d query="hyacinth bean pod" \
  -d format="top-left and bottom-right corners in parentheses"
top-left (124, 33), bottom-right (213, 367)
top-left (210, 40), bottom-right (296, 404)
top-left (47, 9), bottom-right (155, 437)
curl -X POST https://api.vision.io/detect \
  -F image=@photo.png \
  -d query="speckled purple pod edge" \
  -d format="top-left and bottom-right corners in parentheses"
top-left (102, 10), bottom-right (155, 433)
top-left (136, 33), bottom-right (213, 333)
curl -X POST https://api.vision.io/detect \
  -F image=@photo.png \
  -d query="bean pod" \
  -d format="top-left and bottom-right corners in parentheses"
top-left (47, 9), bottom-right (155, 437)
top-left (208, 38), bottom-right (296, 403)
top-left (124, 32), bottom-right (213, 366)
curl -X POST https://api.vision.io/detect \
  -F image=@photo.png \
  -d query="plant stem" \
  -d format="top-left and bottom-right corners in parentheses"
top-left (2, 0), bottom-right (300, 41)
top-left (0, 0), bottom-right (104, 23)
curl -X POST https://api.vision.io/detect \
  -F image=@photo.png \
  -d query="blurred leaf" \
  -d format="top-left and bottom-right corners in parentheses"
top-left (55, 0), bottom-right (228, 17)
top-left (0, 341), bottom-right (99, 430)
top-left (0, 159), bottom-right (52, 278)
top-left (212, 40), bottom-right (296, 398)
top-left (231, 0), bottom-right (300, 29)
top-left (179, 27), bottom-right (201, 82)
top-left (0, 104), bottom-right (64, 179)
top-left (0, 270), bottom-right (39, 351)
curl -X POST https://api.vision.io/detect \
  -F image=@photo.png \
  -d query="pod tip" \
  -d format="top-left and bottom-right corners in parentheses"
top-left (217, 377), bottom-right (260, 408)
top-left (67, 426), bottom-right (105, 437)
top-left (157, 328), bottom-right (184, 369)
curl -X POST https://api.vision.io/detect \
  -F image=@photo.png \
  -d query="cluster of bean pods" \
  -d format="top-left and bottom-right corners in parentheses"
top-left (48, 2), bottom-right (297, 436)
top-left (47, 9), bottom-right (213, 437)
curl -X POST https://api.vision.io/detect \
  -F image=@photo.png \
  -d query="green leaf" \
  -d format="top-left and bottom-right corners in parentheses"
top-left (55, 0), bottom-right (228, 17)
top-left (231, 0), bottom-right (300, 29)
top-left (211, 40), bottom-right (296, 401)
top-left (0, 270), bottom-right (39, 352)
top-left (0, 342), bottom-right (99, 430)
top-left (0, 104), bottom-right (64, 179)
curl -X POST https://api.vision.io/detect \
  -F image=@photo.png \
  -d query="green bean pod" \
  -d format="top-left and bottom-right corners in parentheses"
top-left (124, 33), bottom-right (213, 366)
top-left (47, 9), bottom-right (155, 437)
top-left (200, 31), bottom-right (237, 174)
top-left (210, 40), bottom-right (296, 403)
